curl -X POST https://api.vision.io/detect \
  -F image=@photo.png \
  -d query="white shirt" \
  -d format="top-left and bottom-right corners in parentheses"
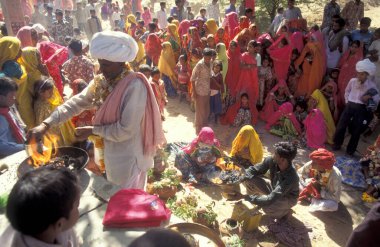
top-left (156, 9), bottom-right (168, 29)
top-left (326, 36), bottom-right (349, 69)
top-left (111, 12), bottom-right (121, 22)
top-left (345, 78), bottom-right (380, 105)
top-left (207, 3), bottom-right (220, 22)
top-left (269, 14), bottom-right (284, 34)
top-left (369, 40), bottom-right (380, 78)
top-left (255, 53), bottom-right (261, 67)
top-left (84, 3), bottom-right (101, 21)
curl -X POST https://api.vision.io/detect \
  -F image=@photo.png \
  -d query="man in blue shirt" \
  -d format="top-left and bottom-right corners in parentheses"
top-left (0, 77), bottom-right (25, 157)
top-left (351, 17), bottom-right (373, 56)
top-left (225, 0), bottom-right (237, 15)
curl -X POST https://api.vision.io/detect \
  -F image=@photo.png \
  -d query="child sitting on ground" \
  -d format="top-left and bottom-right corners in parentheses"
top-left (175, 55), bottom-right (191, 102)
top-left (34, 78), bottom-right (75, 146)
top-left (0, 167), bottom-right (81, 246)
top-left (0, 77), bottom-right (25, 157)
top-left (150, 67), bottom-right (167, 120)
top-left (221, 93), bottom-right (254, 127)
top-left (210, 60), bottom-right (224, 124)
top-left (294, 98), bottom-right (308, 129)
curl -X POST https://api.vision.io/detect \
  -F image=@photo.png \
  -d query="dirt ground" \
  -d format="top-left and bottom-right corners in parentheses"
top-left (162, 96), bottom-right (376, 247)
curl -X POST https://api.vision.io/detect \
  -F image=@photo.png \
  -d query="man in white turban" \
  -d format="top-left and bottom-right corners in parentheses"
top-left (29, 31), bottom-right (165, 189)
top-left (333, 59), bottom-right (380, 155)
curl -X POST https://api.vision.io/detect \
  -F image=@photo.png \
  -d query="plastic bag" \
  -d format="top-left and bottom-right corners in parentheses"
top-left (308, 198), bottom-right (338, 212)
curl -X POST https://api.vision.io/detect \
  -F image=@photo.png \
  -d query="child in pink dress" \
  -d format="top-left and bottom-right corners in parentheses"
top-left (175, 55), bottom-right (192, 102)
top-left (150, 67), bottom-right (168, 120)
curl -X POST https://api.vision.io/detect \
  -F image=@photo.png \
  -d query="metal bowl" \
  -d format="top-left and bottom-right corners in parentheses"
top-left (17, 146), bottom-right (89, 178)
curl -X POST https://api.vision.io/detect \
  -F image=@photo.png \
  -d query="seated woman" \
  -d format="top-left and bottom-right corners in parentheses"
top-left (221, 93), bottom-right (254, 127)
top-left (303, 109), bottom-right (327, 149)
top-left (230, 125), bottom-right (263, 168)
top-left (294, 98), bottom-right (308, 128)
top-left (298, 149), bottom-right (342, 212)
top-left (175, 127), bottom-right (221, 183)
top-left (265, 102), bottom-right (302, 140)
top-left (308, 89), bottom-right (336, 145)
top-left (260, 79), bottom-right (293, 123)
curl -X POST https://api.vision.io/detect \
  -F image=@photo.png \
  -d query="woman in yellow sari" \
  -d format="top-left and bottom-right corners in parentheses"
top-left (17, 47), bottom-right (49, 128)
top-left (230, 125), bottom-right (264, 167)
top-left (205, 18), bottom-right (218, 36)
top-left (309, 89), bottom-right (336, 145)
top-left (126, 14), bottom-right (145, 69)
top-left (0, 37), bottom-right (27, 86)
top-left (166, 23), bottom-right (181, 61)
top-left (216, 43), bottom-right (228, 96)
top-left (158, 42), bottom-right (177, 97)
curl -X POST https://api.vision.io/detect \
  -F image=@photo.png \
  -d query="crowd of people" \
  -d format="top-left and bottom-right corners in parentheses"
top-left (1, 0), bottom-right (380, 246)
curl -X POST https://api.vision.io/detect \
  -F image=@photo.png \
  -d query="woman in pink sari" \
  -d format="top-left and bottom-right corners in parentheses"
top-left (16, 26), bottom-right (38, 48)
top-left (290, 31), bottom-right (304, 53)
top-left (303, 108), bottom-right (327, 149)
top-left (178, 20), bottom-right (191, 43)
top-left (267, 34), bottom-right (293, 81)
top-left (38, 41), bottom-right (68, 96)
top-left (235, 40), bottom-right (259, 123)
top-left (223, 12), bottom-right (239, 39)
top-left (260, 80), bottom-right (292, 122)
top-left (337, 40), bottom-right (363, 109)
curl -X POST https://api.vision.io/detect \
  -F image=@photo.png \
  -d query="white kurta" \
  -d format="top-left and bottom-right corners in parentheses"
top-left (45, 77), bottom-right (153, 189)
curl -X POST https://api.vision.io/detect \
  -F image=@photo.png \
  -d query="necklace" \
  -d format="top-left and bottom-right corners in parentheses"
top-left (92, 69), bottom-right (130, 106)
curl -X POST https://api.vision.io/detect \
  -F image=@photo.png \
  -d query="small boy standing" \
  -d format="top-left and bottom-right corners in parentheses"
top-left (86, 9), bottom-right (102, 40)
top-left (0, 167), bottom-right (81, 246)
top-left (210, 60), bottom-right (224, 124)
top-left (0, 77), bottom-right (25, 158)
top-left (151, 67), bottom-right (168, 120)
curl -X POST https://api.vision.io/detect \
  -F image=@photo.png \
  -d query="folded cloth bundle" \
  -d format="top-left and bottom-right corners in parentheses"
top-left (103, 189), bottom-right (171, 228)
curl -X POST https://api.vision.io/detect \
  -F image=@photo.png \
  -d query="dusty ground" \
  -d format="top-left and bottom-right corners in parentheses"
top-left (162, 96), bottom-right (376, 247)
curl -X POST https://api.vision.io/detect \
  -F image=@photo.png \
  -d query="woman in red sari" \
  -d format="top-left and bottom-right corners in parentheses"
top-left (226, 40), bottom-right (242, 97)
top-left (336, 40), bottom-right (363, 109)
top-left (183, 27), bottom-right (202, 69)
top-left (267, 34), bottom-right (293, 81)
top-left (233, 16), bottom-right (250, 39)
top-left (38, 41), bottom-right (68, 96)
top-left (235, 40), bottom-right (259, 123)
top-left (215, 27), bottom-right (230, 49)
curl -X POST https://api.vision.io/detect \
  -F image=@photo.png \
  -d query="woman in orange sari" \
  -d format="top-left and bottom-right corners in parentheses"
top-left (336, 40), bottom-right (363, 109)
top-left (294, 38), bottom-right (325, 97)
top-left (233, 16), bottom-right (250, 39)
top-left (215, 27), bottom-right (230, 49)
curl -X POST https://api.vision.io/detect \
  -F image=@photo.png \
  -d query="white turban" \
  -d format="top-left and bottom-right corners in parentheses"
top-left (356, 59), bottom-right (376, 76)
top-left (90, 31), bottom-right (138, 63)
top-left (32, 24), bottom-right (47, 34)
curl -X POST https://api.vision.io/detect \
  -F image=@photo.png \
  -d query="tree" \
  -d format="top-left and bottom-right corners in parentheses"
top-left (256, 0), bottom-right (313, 20)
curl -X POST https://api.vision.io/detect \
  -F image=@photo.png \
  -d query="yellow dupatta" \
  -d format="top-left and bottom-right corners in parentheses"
top-left (230, 125), bottom-right (263, 165)
top-left (205, 18), bottom-right (218, 35)
top-left (216, 43), bottom-right (228, 95)
top-left (311, 89), bottom-right (336, 144)
top-left (158, 42), bottom-right (177, 85)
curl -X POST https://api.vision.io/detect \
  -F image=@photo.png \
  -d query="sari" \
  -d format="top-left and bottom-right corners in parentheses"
top-left (230, 125), bottom-right (263, 165)
top-left (215, 27), bottom-right (230, 49)
top-left (166, 24), bottom-right (181, 60)
top-left (0, 37), bottom-right (21, 69)
top-left (145, 32), bottom-right (162, 66)
top-left (337, 45), bottom-right (363, 108)
top-left (126, 15), bottom-right (146, 67)
top-left (38, 41), bottom-right (68, 96)
top-left (267, 35), bottom-right (292, 81)
top-left (321, 81), bottom-right (339, 123)
top-left (221, 97), bottom-right (255, 126)
top-left (16, 26), bottom-right (35, 48)
top-left (232, 16), bottom-right (250, 39)
top-left (295, 41), bottom-right (325, 97)
top-left (158, 42), bottom-right (177, 97)
top-left (290, 31), bottom-right (304, 53)
top-left (304, 109), bottom-right (327, 149)
top-left (260, 80), bottom-right (290, 122)
top-left (225, 42), bottom-right (241, 96)
top-left (310, 89), bottom-right (336, 144)
top-left (265, 102), bottom-right (301, 135)
top-left (17, 47), bottom-right (42, 128)
top-left (223, 12), bottom-right (239, 39)
top-left (205, 18), bottom-right (218, 35)
top-left (235, 52), bottom-right (259, 123)
top-left (185, 27), bottom-right (202, 69)
top-left (178, 20), bottom-right (191, 43)
top-left (216, 43), bottom-right (228, 95)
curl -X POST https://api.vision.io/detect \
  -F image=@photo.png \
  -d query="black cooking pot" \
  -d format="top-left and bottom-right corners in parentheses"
top-left (17, 146), bottom-right (89, 178)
